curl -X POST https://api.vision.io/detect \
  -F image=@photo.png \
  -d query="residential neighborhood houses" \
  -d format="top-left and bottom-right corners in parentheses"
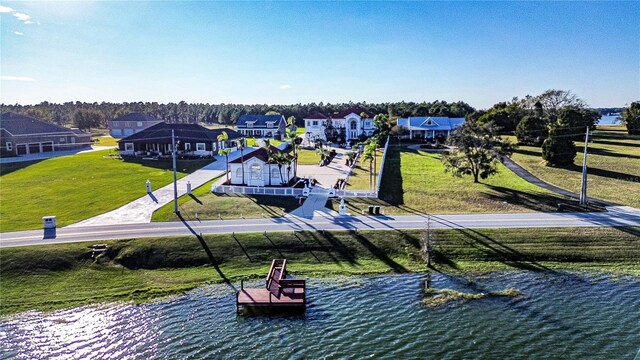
top-left (0, 112), bottom-right (91, 156)
top-left (303, 107), bottom-right (377, 142)
top-left (396, 116), bottom-right (466, 142)
top-left (118, 122), bottom-right (244, 158)
top-left (109, 112), bottom-right (163, 138)
top-left (235, 114), bottom-right (287, 140)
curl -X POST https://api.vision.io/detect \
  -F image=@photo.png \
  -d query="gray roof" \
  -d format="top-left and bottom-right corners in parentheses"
top-left (119, 123), bottom-right (243, 144)
top-left (0, 112), bottom-right (82, 135)
top-left (236, 115), bottom-right (285, 128)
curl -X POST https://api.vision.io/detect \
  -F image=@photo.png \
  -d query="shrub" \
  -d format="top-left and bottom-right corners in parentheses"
top-left (541, 121), bottom-right (576, 166)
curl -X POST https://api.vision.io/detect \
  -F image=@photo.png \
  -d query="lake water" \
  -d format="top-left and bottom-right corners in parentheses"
top-left (599, 115), bottom-right (622, 125)
top-left (1, 272), bottom-right (639, 359)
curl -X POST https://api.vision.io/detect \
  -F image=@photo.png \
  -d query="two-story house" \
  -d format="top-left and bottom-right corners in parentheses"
top-left (109, 112), bottom-right (163, 138)
top-left (235, 115), bottom-right (287, 140)
top-left (303, 107), bottom-right (377, 142)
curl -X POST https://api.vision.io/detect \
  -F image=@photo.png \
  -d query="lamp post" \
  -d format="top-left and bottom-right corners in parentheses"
top-left (172, 129), bottom-right (180, 215)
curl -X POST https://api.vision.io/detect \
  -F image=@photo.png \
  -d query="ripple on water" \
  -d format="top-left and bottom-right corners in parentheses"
top-left (1, 272), bottom-right (639, 360)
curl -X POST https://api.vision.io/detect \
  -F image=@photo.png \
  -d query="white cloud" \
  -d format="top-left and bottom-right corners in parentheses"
top-left (279, 84), bottom-right (292, 90)
top-left (1, 76), bottom-right (36, 82)
top-left (13, 31), bottom-right (23, 36)
top-left (0, 5), bottom-right (13, 13)
top-left (24, 20), bottom-right (33, 24)
top-left (13, 12), bottom-right (30, 22)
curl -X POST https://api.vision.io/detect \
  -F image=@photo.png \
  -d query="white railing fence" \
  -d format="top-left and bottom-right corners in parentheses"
top-left (212, 185), bottom-right (304, 197)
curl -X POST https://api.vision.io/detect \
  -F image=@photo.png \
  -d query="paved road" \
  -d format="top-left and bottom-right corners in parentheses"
top-left (2, 211), bottom-right (639, 248)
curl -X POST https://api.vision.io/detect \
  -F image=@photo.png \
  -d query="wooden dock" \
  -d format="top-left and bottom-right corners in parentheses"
top-left (236, 259), bottom-right (306, 314)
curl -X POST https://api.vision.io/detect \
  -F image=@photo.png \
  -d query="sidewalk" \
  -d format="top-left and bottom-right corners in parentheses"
top-left (0, 145), bottom-right (115, 164)
top-left (288, 188), bottom-right (338, 219)
top-left (67, 148), bottom-right (248, 227)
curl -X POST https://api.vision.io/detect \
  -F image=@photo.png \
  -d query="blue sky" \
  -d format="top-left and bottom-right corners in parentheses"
top-left (1, 1), bottom-right (638, 109)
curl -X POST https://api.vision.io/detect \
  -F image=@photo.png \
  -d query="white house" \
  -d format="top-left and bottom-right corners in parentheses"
top-left (303, 107), bottom-right (377, 142)
top-left (228, 146), bottom-right (294, 186)
top-left (396, 117), bottom-right (465, 141)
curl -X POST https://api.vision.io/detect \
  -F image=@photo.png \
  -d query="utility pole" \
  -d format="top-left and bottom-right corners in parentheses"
top-left (579, 127), bottom-right (590, 207)
top-left (172, 129), bottom-right (180, 215)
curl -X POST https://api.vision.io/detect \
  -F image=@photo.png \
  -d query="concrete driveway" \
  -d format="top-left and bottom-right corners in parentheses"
top-left (296, 147), bottom-right (353, 189)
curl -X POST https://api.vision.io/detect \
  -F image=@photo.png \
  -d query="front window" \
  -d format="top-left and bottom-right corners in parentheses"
top-left (71, 137), bottom-right (76, 144)
top-left (185, 143), bottom-right (191, 151)
top-left (271, 168), bottom-right (279, 178)
top-left (350, 121), bottom-right (357, 130)
top-left (251, 163), bottom-right (262, 180)
top-left (267, 122), bottom-right (273, 128)
top-left (212, 142), bottom-right (217, 151)
top-left (137, 121), bottom-right (143, 127)
top-left (6, 142), bottom-right (12, 151)
top-left (60, 137), bottom-right (66, 143)
top-left (247, 122), bottom-right (254, 128)
top-left (236, 168), bottom-right (242, 178)
top-left (312, 121), bottom-right (318, 126)
top-left (196, 143), bottom-right (206, 151)
top-left (125, 143), bottom-right (134, 151)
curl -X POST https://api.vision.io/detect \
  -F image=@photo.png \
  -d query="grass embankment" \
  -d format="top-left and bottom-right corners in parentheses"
top-left (0, 150), bottom-right (211, 232)
top-left (1, 226), bottom-right (638, 315)
top-left (346, 148), bottom-right (383, 190)
top-left (151, 178), bottom-right (298, 221)
top-left (329, 145), bottom-right (578, 215)
top-left (508, 127), bottom-right (640, 208)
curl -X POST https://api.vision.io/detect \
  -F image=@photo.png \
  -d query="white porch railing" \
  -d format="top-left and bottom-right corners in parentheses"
top-left (212, 185), bottom-right (304, 197)
top-left (336, 189), bottom-right (378, 198)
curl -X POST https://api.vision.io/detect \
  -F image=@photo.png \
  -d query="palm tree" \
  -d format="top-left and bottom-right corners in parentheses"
top-left (269, 152), bottom-right (290, 185)
top-left (362, 141), bottom-right (377, 192)
top-left (286, 127), bottom-right (299, 178)
top-left (316, 147), bottom-right (330, 166)
top-left (262, 139), bottom-right (272, 186)
top-left (217, 131), bottom-right (232, 183)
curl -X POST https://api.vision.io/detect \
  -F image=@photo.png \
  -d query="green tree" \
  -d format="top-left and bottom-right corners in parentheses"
top-left (557, 106), bottom-right (600, 138)
top-left (373, 113), bottom-right (391, 140)
top-left (515, 115), bottom-right (547, 146)
top-left (269, 152), bottom-right (291, 185)
top-left (72, 109), bottom-right (104, 131)
top-left (541, 120), bottom-right (577, 166)
top-left (621, 102), bottom-right (640, 135)
top-left (361, 140), bottom-right (378, 191)
top-left (238, 138), bottom-right (246, 185)
top-left (217, 131), bottom-right (232, 183)
top-left (441, 122), bottom-right (514, 183)
top-left (286, 116), bottom-right (299, 177)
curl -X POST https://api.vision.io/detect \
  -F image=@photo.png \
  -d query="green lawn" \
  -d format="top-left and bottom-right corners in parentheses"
top-left (0, 150), bottom-right (210, 231)
top-left (296, 148), bottom-right (320, 165)
top-left (2, 226), bottom-right (638, 315)
top-left (151, 178), bottom-right (299, 222)
top-left (346, 149), bottom-right (384, 190)
top-left (507, 127), bottom-right (640, 208)
top-left (330, 144), bottom-right (580, 215)
top-left (92, 135), bottom-right (118, 147)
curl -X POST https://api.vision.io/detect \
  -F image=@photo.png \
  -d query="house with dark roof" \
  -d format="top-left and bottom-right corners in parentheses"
top-left (396, 117), bottom-right (465, 141)
top-left (0, 112), bottom-right (91, 157)
top-left (235, 115), bottom-right (287, 140)
top-left (303, 107), bottom-right (377, 142)
top-left (118, 122), bottom-right (244, 158)
top-left (228, 145), bottom-right (294, 186)
top-left (109, 112), bottom-right (163, 138)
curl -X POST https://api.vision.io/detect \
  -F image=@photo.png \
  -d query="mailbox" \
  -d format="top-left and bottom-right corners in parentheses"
top-left (43, 216), bottom-right (56, 229)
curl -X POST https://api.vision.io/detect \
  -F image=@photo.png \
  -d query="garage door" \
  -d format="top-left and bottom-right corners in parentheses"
top-left (42, 142), bottom-right (54, 152)
top-left (17, 144), bottom-right (27, 155)
top-left (29, 143), bottom-right (40, 154)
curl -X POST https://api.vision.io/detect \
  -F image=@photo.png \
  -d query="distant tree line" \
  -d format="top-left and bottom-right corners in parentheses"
top-left (0, 100), bottom-right (476, 129)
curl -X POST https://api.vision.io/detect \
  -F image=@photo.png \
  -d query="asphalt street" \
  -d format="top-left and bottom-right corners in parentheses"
top-left (2, 211), bottom-right (639, 248)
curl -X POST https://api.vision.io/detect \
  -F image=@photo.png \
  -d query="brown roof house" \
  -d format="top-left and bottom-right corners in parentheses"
top-left (0, 112), bottom-right (91, 157)
top-left (108, 112), bottom-right (163, 138)
top-left (302, 107), bottom-right (377, 142)
top-left (118, 122), bottom-right (244, 158)
top-left (228, 146), bottom-right (294, 186)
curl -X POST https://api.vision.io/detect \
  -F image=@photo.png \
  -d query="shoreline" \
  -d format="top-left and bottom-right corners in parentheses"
top-left (1, 226), bottom-right (638, 316)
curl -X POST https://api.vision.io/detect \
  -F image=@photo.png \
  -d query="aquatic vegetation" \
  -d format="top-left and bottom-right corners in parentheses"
top-left (423, 287), bottom-right (521, 307)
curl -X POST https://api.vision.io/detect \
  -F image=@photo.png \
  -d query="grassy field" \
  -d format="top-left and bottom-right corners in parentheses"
top-left (346, 148), bottom-right (384, 190)
top-left (1, 226), bottom-right (638, 315)
top-left (0, 150), bottom-right (211, 232)
top-left (330, 145), bottom-right (580, 215)
top-left (296, 148), bottom-right (320, 165)
top-left (92, 135), bottom-right (119, 147)
top-left (507, 126), bottom-right (640, 208)
top-left (151, 177), bottom-right (299, 222)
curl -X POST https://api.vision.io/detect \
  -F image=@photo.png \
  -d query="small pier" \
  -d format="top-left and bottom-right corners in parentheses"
top-left (236, 259), bottom-right (306, 314)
